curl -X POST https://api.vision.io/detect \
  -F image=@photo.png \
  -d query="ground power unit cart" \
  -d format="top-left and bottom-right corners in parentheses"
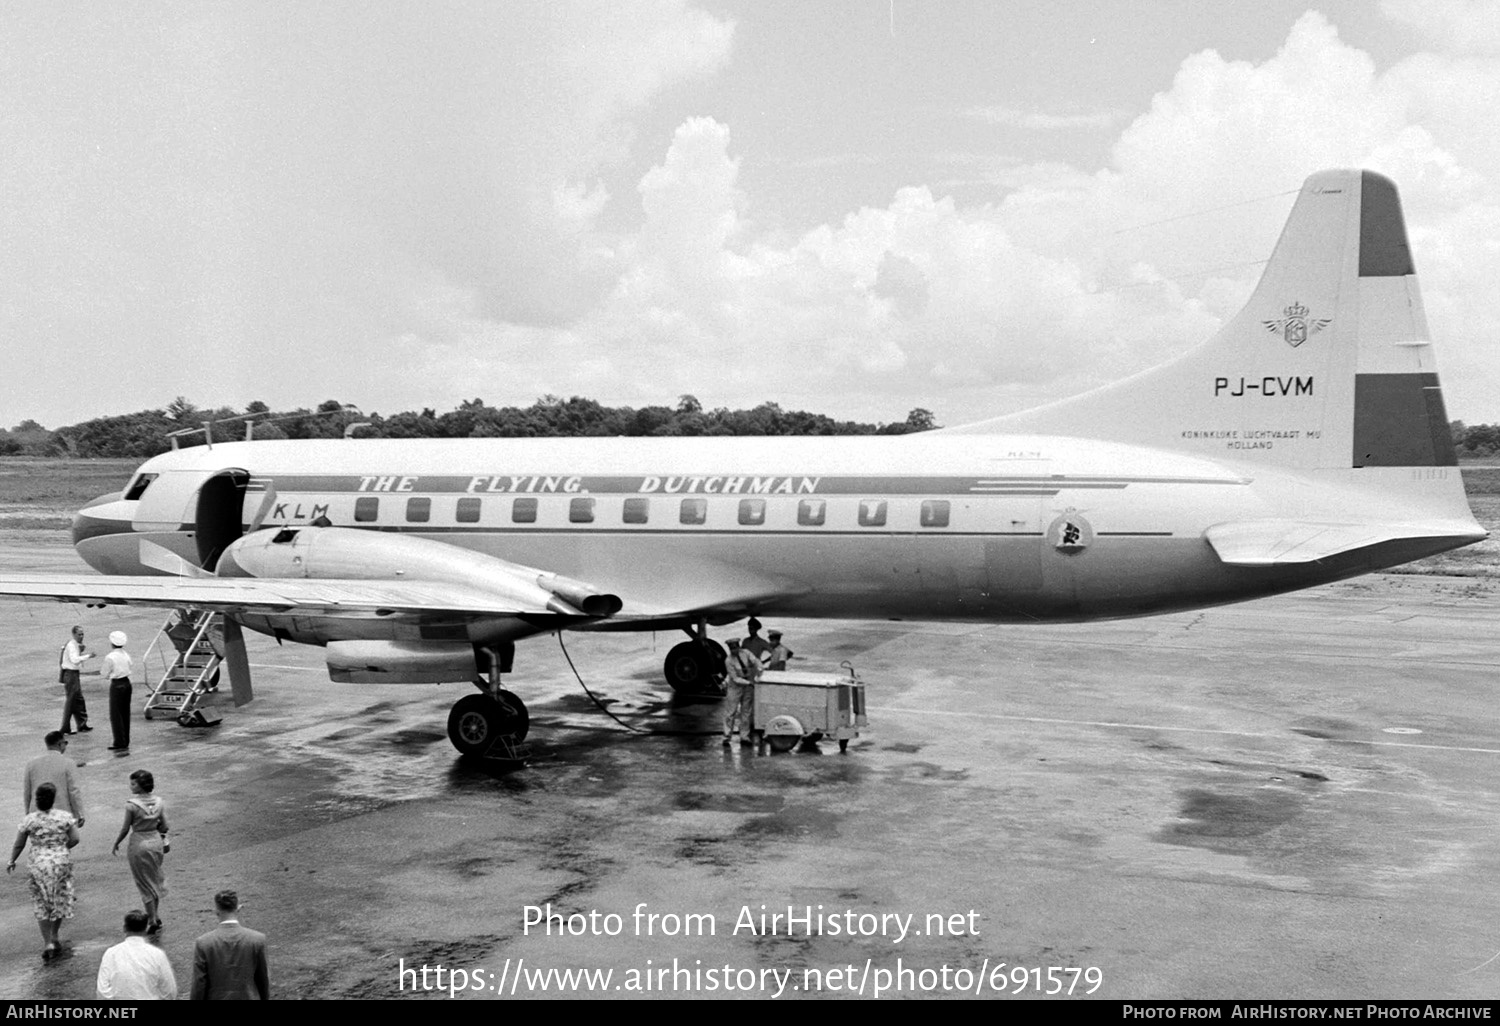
top-left (754, 665), bottom-right (867, 753)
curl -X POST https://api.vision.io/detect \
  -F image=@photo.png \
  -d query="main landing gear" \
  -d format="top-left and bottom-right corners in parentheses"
top-left (446, 642), bottom-right (528, 757)
top-left (663, 624), bottom-right (727, 696)
top-left (446, 690), bottom-right (529, 757)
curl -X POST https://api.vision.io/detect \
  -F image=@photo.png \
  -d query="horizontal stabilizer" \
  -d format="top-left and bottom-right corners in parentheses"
top-left (1205, 519), bottom-right (1486, 566)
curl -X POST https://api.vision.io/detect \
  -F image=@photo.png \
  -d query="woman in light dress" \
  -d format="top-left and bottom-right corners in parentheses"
top-left (7, 782), bottom-right (81, 960)
top-left (112, 769), bottom-right (169, 932)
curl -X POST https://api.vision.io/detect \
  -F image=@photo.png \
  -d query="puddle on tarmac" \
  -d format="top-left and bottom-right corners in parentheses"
top-left (1160, 786), bottom-right (1310, 844)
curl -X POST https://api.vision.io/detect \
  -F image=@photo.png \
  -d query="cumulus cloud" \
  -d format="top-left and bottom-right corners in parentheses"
top-left (485, 9), bottom-right (1497, 423)
top-left (0, 1), bottom-right (736, 422)
top-left (8, 4), bottom-right (1500, 428)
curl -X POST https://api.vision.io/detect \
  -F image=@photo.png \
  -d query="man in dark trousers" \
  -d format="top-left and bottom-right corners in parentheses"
top-left (191, 890), bottom-right (270, 1000)
top-left (58, 625), bottom-right (95, 734)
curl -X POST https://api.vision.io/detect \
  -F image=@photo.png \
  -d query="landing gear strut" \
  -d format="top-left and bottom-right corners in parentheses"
top-left (446, 642), bottom-right (529, 757)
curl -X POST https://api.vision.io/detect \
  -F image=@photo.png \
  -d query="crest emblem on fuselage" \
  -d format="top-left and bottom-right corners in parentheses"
top-left (1046, 509), bottom-right (1094, 553)
top-left (1261, 301), bottom-right (1330, 348)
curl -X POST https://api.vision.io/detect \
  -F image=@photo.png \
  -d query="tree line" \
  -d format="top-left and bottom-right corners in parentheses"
top-left (1450, 422), bottom-right (1500, 458)
top-left (0, 396), bottom-right (941, 459)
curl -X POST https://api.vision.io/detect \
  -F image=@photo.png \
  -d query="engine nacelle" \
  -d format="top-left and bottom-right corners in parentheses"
top-left (326, 640), bottom-right (477, 684)
top-left (216, 526), bottom-right (620, 617)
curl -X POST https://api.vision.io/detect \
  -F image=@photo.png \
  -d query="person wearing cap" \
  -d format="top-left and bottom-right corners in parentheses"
top-left (101, 631), bottom-right (134, 753)
top-left (58, 625), bottom-right (95, 735)
top-left (742, 617), bottom-right (772, 668)
top-left (720, 638), bottom-right (761, 746)
top-left (766, 630), bottom-right (794, 671)
top-left (191, 889), bottom-right (270, 1000)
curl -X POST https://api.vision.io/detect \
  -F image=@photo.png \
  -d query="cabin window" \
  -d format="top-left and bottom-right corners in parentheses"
top-left (680, 498), bottom-right (706, 525)
top-left (858, 500), bottom-right (887, 527)
top-left (123, 473), bottom-right (158, 501)
top-left (920, 500), bottom-right (950, 528)
top-left (569, 497), bottom-right (595, 523)
top-left (512, 498), bottom-right (537, 524)
top-left (797, 499), bottom-right (826, 526)
top-left (354, 497), bottom-right (379, 523)
top-left (739, 498), bottom-right (766, 526)
top-left (405, 497), bottom-right (431, 523)
top-left (623, 497), bottom-right (649, 525)
top-left (456, 497), bottom-right (482, 523)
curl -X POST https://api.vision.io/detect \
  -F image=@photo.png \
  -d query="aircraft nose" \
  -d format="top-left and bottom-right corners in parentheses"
top-left (71, 491), bottom-right (132, 547)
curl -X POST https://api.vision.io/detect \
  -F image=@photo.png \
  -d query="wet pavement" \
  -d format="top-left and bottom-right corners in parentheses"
top-left (1, 534), bottom-right (1499, 999)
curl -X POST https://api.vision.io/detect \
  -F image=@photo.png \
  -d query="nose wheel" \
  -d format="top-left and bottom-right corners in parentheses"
top-left (447, 690), bottom-right (529, 757)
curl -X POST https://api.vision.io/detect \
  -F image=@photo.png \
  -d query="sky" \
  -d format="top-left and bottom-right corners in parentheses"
top-left (4, 0), bottom-right (1500, 430)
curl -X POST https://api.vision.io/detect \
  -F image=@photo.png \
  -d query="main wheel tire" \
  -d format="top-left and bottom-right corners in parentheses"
top-left (663, 641), bottom-right (721, 694)
top-left (447, 691), bottom-right (530, 757)
top-left (766, 734), bottom-right (798, 754)
top-left (495, 689), bottom-right (529, 743)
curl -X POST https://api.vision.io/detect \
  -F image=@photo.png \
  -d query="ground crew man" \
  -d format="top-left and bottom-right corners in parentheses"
top-left (721, 639), bottom-right (761, 745)
top-left (742, 617), bottom-right (772, 667)
top-left (766, 630), bottom-right (793, 671)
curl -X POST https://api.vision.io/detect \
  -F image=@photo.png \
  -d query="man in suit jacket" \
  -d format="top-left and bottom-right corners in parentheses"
top-left (191, 890), bottom-right (270, 1000)
top-left (23, 732), bottom-right (84, 826)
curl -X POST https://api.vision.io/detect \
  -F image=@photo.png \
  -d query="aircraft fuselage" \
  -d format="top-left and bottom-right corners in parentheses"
top-left (69, 433), bottom-right (1477, 644)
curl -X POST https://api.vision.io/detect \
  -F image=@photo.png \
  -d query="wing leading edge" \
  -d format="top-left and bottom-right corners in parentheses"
top-left (0, 573), bottom-right (576, 619)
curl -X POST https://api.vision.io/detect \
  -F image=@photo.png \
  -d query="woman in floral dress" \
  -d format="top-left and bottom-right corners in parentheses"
top-left (7, 782), bottom-right (80, 959)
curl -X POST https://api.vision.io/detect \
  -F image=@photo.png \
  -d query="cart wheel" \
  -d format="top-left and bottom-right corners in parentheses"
top-left (766, 734), bottom-right (798, 754)
top-left (144, 710), bottom-right (153, 721)
top-left (839, 739), bottom-right (849, 753)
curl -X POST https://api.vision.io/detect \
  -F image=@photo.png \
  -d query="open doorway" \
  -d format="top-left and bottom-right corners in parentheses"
top-left (194, 470), bottom-right (249, 570)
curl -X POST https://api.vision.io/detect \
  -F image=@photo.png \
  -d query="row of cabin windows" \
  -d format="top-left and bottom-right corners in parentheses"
top-left (352, 495), bottom-right (953, 529)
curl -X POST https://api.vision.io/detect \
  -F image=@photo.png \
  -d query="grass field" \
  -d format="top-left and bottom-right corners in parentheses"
top-left (2, 457), bottom-right (1497, 575)
top-left (0, 458), bottom-right (138, 529)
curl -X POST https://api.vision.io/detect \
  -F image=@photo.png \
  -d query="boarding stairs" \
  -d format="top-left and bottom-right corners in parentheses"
top-left (142, 608), bottom-right (223, 721)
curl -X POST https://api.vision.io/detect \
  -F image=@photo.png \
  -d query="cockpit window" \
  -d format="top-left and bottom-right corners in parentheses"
top-left (123, 473), bottom-right (158, 501)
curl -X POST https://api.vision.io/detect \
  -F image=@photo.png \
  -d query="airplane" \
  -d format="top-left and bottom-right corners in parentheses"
top-left (0, 168), bottom-right (1485, 757)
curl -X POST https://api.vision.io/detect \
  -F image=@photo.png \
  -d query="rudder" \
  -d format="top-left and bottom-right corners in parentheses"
top-left (948, 169), bottom-right (1458, 472)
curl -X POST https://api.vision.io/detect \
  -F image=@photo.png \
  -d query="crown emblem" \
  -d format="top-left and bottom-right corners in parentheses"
top-left (1261, 299), bottom-right (1329, 348)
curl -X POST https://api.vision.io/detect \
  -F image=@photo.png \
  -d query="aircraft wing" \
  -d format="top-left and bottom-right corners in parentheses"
top-left (1204, 519), bottom-right (1487, 566)
top-left (0, 574), bottom-right (573, 619)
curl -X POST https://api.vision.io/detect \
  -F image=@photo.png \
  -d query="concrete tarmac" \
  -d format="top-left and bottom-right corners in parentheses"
top-left (1, 533), bottom-right (1498, 1000)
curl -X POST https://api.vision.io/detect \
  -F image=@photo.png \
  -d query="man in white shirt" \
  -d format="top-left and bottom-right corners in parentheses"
top-left (97, 909), bottom-right (177, 1000)
top-left (59, 625), bottom-right (95, 734)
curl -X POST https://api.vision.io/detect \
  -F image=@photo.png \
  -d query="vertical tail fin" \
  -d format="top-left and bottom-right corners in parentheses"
top-left (950, 169), bottom-right (1457, 471)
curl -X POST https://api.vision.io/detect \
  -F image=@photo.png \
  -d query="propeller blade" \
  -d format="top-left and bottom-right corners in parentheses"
top-left (138, 540), bottom-right (212, 578)
top-left (244, 482), bottom-right (278, 533)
